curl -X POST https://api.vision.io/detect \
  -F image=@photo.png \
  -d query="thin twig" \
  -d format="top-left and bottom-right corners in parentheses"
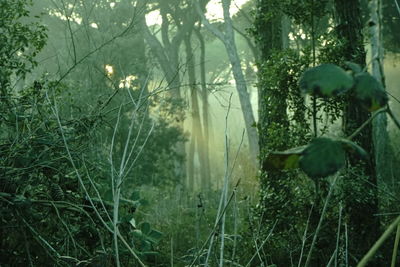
top-left (335, 203), bottom-right (343, 267)
top-left (46, 92), bottom-right (113, 233)
top-left (21, 216), bottom-right (61, 259)
top-left (55, 16), bottom-right (136, 87)
top-left (297, 203), bottom-right (314, 267)
top-left (345, 222), bottom-right (349, 267)
top-left (244, 220), bottom-right (278, 267)
top-left (231, 189), bottom-right (238, 267)
top-left (387, 106), bottom-right (400, 131)
top-left (394, 0), bottom-right (400, 16)
top-left (347, 108), bottom-right (387, 140)
top-left (304, 173), bottom-right (340, 267)
top-left (46, 93), bottom-right (146, 267)
top-left (219, 92), bottom-right (233, 267)
top-left (205, 93), bottom-right (233, 266)
top-left (59, 0), bottom-right (78, 64)
top-left (51, 202), bottom-right (78, 255)
top-left (189, 178), bottom-right (242, 267)
top-left (357, 215), bottom-right (400, 266)
top-left (22, 227), bottom-right (34, 267)
top-left (391, 223), bottom-right (400, 267)
top-left (82, 159), bottom-right (113, 223)
top-left (326, 249), bottom-right (337, 267)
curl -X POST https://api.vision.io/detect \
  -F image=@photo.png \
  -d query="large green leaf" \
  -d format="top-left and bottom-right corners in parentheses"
top-left (344, 61), bottom-right (362, 74)
top-left (299, 64), bottom-right (354, 97)
top-left (129, 217), bottom-right (136, 229)
top-left (132, 229), bottom-right (144, 239)
top-left (353, 72), bottom-right (388, 111)
top-left (140, 222), bottom-right (151, 235)
top-left (147, 229), bottom-right (163, 244)
top-left (263, 146), bottom-right (306, 171)
top-left (263, 137), bottom-right (368, 179)
top-left (299, 137), bottom-right (346, 178)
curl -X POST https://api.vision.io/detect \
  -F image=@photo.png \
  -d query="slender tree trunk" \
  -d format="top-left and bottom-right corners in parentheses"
top-left (197, 0), bottom-right (259, 165)
top-left (233, 26), bottom-right (260, 62)
top-left (185, 32), bottom-right (208, 191)
top-left (187, 132), bottom-right (195, 190)
top-left (334, 0), bottom-right (380, 264)
top-left (281, 14), bottom-right (290, 50)
top-left (221, 0), bottom-right (259, 165)
top-left (369, 0), bottom-right (392, 188)
top-left (195, 27), bottom-right (211, 191)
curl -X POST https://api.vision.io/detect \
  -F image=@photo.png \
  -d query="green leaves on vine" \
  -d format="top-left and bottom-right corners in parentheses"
top-left (264, 137), bottom-right (368, 179)
top-left (299, 63), bottom-right (388, 111)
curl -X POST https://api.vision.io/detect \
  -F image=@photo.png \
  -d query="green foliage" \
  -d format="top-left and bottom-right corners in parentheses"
top-left (261, 59), bottom-right (375, 179)
top-left (299, 137), bottom-right (346, 178)
top-left (264, 137), bottom-right (368, 178)
top-left (299, 63), bottom-right (354, 97)
top-left (381, 0), bottom-right (400, 52)
top-left (300, 62), bottom-right (388, 112)
top-left (263, 145), bottom-right (305, 170)
top-left (255, 46), bottom-right (315, 266)
top-left (263, 61), bottom-right (385, 178)
top-left (252, 0), bottom-right (329, 28)
top-left (254, 0), bottom-right (398, 265)
top-left (0, 0), bottom-right (47, 95)
top-left (353, 72), bottom-right (388, 112)
top-left (257, 49), bottom-right (311, 153)
top-left (345, 61), bottom-right (363, 74)
top-left (0, 64), bottom-right (170, 267)
top-left (0, 1), bottom-right (187, 265)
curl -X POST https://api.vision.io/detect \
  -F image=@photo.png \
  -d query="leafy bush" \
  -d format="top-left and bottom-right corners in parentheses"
top-left (0, 1), bottom-right (185, 265)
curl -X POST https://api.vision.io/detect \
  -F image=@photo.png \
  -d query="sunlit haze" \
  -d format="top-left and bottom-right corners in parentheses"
top-left (206, 0), bottom-right (250, 21)
top-left (146, 0), bottom-right (250, 25)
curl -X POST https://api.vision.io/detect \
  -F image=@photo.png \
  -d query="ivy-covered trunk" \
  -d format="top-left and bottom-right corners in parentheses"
top-left (255, 1), bottom-right (285, 167)
top-left (254, 1), bottom-right (306, 265)
top-left (334, 0), bottom-right (381, 263)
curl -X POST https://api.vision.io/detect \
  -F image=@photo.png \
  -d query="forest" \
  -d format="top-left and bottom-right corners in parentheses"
top-left (1, 0), bottom-right (400, 266)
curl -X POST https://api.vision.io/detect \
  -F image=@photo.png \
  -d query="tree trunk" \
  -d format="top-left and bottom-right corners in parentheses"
top-left (369, 0), bottom-right (392, 188)
top-left (136, 0), bottom-right (212, 187)
top-left (334, 0), bottom-right (381, 264)
top-left (221, 0), bottom-right (259, 165)
top-left (184, 32), bottom-right (209, 192)
top-left (197, 0), bottom-right (259, 165)
top-left (194, 26), bottom-right (211, 191)
top-left (187, 132), bottom-right (195, 190)
top-left (254, 1), bottom-right (285, 162)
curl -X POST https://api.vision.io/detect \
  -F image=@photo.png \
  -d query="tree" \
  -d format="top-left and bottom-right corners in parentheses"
top-left (253, 1), bottom-right (316, 264)
top-left (1, 1), bottom-right (184, 265)
top-left (254, 0), bottom-right (285, 162)
top-left (0, 0), bottom-right (46, 97)
top-left (253, 0), bottom-right (400, 264)
top-left (136, 0), bottom-right (212, 189)
top-left (194, 25), bottom-right (212, 192)
top-left (196, 0), bottom-right (259, 165)
top-left (334, 0), bottom-right (381, 262)
top-left (369, 0), bottom-right (393, 189)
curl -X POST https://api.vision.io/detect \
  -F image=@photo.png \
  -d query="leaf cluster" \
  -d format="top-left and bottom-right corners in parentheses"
top-left (264, 62), bottom-right (387, 179)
